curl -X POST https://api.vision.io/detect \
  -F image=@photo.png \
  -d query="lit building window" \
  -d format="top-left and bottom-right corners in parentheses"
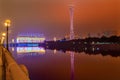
top-left (16, 34), bottom-right (45, 43)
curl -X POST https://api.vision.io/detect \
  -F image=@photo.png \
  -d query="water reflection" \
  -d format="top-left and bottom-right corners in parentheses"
top-left (12, 47), bottom-right (46, 57)
top-left (70, 51), bottom-right (74, 80)
top-left (53, 49), bottom-right (57, 54)
top-left (9, 46), bottom-right (120, 80)
top-left (11, 46), bottom-right (120, 57)
top-left (17, 47), bottom-right (45, 53)
top-left (47, 47), bottom-right (120, 57)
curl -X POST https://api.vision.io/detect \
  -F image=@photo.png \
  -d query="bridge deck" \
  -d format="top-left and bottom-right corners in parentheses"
top-left (0, 45), bottom-right (30, 80)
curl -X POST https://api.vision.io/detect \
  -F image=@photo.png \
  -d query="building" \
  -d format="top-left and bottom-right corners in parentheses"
top-left (16, 33), bottom-right (45, 43)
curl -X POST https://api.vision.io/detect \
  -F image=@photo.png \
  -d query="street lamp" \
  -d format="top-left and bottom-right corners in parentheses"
top-left (4, 19), bottom-right (11, 51)
top-left (2, 33), bottom-right (6, 37)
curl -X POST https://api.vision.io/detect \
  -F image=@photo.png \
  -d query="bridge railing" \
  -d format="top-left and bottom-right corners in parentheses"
top-left (0, 46), bottom-right (30, 80)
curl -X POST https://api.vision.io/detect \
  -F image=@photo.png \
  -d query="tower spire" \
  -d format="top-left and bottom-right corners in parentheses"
top-left (69, 4), bottom-right (74, 40)
top-left (69, 2), bottom-right (75, 80)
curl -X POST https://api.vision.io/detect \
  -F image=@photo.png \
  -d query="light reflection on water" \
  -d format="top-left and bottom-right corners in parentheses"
top-left (10, 47), bottom-right (120, 80)
top-left (70, 51), bottom-right (74, 80)
top-left (11, 47), bottom-right (45, 58)
top-left (17, 47), bottom-right (45, 53)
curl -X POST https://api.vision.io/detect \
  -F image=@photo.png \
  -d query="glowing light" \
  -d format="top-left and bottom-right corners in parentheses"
top-left (53, 37), bottom-right (57, 42)
top-left (92, 41), bottom-right (95, 44)
top-left (1, 37), bottom-right (5, 44)
top-left (92, 48), bottom-right (95, 51)
top-left (12, 39), bottom-right (15, 43)
top-left (53, 49), bottom-right (57, 54)
top-left (12, 47), bottom-right (15, 51)
top-left (17, 37), bottom-right (45, 43)
top-left (85, 47), bottom-right (87, 50)
top-left (2, 33), bottom-right (6, 37)
top-left (4, 19), bottom-right (11, 27)
top-left (17, 47), bottom-right (45, 53)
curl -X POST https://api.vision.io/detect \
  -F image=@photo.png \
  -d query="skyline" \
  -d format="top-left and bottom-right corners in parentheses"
top-left (0, 0), bottom-right (120, 40)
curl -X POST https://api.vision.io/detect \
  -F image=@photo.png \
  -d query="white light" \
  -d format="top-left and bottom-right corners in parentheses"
top-left (17, 37), bottom-right (45, 43)
top-left (17, 47), bottom-right (45, 53)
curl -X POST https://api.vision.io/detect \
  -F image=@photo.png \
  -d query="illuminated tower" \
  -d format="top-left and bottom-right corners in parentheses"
top-left (69, 3), bottom-right (75, 80)
top-left (69, 1), bottom-right (75, 80)
top-left (69, 5), bottom-right (74, 40)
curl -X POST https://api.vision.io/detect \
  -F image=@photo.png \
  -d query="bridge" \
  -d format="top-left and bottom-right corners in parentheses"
top-left (0, 45), bottom-right (30, 80)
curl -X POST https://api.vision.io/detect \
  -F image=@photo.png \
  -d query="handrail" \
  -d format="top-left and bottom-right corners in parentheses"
top-left (1, 46), bottom-right (30, 80)
top-left (1, 46), bottom-right (6, 80)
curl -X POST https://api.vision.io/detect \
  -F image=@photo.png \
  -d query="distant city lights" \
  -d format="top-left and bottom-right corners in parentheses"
top-left (17, 37), bottom-right (45, 43)
top-left (16, 33), bottom-right (45, 43)
top-left (17, 47), bottom-right (45, 53)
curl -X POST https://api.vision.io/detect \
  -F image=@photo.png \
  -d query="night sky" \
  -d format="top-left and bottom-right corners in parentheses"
top-left (0, 0), bottom-right (120, 40)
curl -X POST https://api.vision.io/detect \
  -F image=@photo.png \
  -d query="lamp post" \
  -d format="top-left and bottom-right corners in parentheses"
top-left (4, 19), bottom-right (11, 51)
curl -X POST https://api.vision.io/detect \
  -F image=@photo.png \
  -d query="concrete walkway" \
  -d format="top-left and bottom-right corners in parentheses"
top-left (0, 46), bottom-right (30, 80)
top-left (0, 46), bottom-right (3, 80)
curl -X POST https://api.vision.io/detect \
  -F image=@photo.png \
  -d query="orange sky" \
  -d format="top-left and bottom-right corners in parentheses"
top-left (0, 0), bottom-right (120, 39)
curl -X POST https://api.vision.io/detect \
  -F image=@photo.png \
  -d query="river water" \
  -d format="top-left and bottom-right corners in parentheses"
top-left (10, 47), bottom-right (120, 80)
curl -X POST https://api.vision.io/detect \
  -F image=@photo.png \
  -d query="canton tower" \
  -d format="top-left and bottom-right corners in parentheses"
top-left (69, 4), bottom-right (74, 40)
top-left (69, 1), bottom-right (75, 80)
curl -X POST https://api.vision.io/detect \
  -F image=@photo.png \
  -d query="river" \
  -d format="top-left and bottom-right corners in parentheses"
top-left (10, 47), bottom-right (120, 80)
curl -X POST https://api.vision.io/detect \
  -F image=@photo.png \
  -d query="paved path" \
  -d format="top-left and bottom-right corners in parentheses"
top-left (0, 46), bottom-right (30, 80)
top-left (0, 46), bottom-right (3, 80)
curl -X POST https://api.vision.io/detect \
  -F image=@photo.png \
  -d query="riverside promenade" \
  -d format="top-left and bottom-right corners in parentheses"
top-left (0, 45), bottom-right (30, 80)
